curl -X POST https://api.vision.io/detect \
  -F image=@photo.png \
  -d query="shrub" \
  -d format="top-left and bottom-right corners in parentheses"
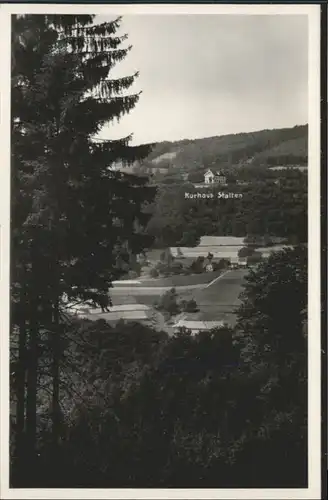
top-left (181, 298), bottom-right (198, 313)
top-left (213, 258), bottom-right (230, 271)
top-left (150, 268), bottom-right (159, 278)
top-left (155, 262), bottom-right (168, 273)
top-left (158, 288), bottom-right (180, 316)
top-left (247, 251), bottom-right (262, 264)
top-left (178, 231), bottom-right (200, 247)
top-left (190, 256), bottom-right (205, 274)
top-left (238, 247), bottom-right (254, 258)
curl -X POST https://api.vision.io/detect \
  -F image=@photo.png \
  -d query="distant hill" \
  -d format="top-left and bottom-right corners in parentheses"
top-left (136, 125), bottom-right (308, 177)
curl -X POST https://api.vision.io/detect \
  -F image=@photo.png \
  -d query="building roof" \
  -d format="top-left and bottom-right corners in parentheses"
top-left (204, 169), bottom-right (225, 177)
top-left (170, 246), bottom-right (242, 259)
top-left (65, 302), bottom-right (150, 315)
top-left (108, 304), bottom-right (150, 311)
top-left (170, 237), bottom-right (246, 259)
top-left (199, 236), bottom-right (245, 246)
top-left (102, 311), bottom-right (150, 321)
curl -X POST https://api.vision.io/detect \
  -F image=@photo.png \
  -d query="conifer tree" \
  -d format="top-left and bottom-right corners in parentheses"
top-left (11, 14), bottom-right (155, 483)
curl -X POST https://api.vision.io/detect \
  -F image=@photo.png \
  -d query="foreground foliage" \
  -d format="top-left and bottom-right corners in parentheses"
top-left (13, 247), bottom-right (307, 488)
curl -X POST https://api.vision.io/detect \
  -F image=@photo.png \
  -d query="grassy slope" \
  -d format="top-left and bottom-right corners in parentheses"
top-left (114, 270), bottom-right (223, 288)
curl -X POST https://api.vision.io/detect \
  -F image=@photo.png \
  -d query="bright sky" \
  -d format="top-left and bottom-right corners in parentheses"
top-left (96, 14), bottom-right (308, 145)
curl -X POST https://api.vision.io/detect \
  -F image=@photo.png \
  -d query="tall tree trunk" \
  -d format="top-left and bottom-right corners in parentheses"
top-left (13, 302), bottom-right (27, 484)
top-left (25, 313), bottom-right (38, 483)
top-left (51, 205), bottom-right (62, 452)
top-left (25, 250), bottom-right (39, 485)
top-left (52, 297), bottom-right (61, 447)
top-left (16, 321), bottom-right (26, 438)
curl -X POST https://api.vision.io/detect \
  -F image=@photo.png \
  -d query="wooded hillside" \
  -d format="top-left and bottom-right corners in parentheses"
top-left (137, 124), bottom-right (308, 175)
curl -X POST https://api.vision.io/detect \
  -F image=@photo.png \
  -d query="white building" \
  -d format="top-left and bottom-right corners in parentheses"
top-left (170, 236), bottom-right (245, 260)
top-left (204, 169), bottom-right (226, 185)
top-left (64, 301), bottom-right (152, 324)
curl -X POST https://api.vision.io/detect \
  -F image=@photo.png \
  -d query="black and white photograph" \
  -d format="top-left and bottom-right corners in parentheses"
top-left (1, 3), bottom-right (321, 499)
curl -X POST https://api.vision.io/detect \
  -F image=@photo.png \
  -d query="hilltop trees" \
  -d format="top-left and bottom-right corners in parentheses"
top-left (142, 125), bottom-right (308, 172)
top-left (11, 14), bottom-right (155, 484)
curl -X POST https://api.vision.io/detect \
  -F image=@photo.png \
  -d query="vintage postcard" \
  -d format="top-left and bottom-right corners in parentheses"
top-left (0, 3), bottom-right (322, 499)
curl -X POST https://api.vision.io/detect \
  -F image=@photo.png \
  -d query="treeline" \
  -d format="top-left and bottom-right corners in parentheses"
top-left (141, 125), bottom-right (308, 172)
top-left (252, 136), bottom-right (308, 166)
top-left (146, 174), bottom-right (307, 247)
top-left (11, 246), bottom-right (307, 488)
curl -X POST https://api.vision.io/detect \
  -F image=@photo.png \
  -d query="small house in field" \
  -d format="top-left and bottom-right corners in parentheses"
top-left (204, 169), bottom-right (226, 185)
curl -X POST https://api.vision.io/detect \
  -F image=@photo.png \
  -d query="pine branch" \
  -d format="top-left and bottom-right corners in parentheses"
top-left (50, 16), bottom-right (122, 37)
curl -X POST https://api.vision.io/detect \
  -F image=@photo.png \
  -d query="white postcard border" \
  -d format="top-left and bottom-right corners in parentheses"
top-left (0, 4), bottom-right (321, 499)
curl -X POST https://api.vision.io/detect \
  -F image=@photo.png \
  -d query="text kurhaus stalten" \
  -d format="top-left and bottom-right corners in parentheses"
top-left (184, 192), bottom-right (243, 200)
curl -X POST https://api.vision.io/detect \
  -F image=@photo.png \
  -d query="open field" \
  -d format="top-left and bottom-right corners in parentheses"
top-left (111, 268), bottom-right (248, 329)
top-left (183, 268), bottom-right (248, 326)
top-left (67, 269), bottom-right (248, 330)
top-left (194, 269), bottom-right (247, 305)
